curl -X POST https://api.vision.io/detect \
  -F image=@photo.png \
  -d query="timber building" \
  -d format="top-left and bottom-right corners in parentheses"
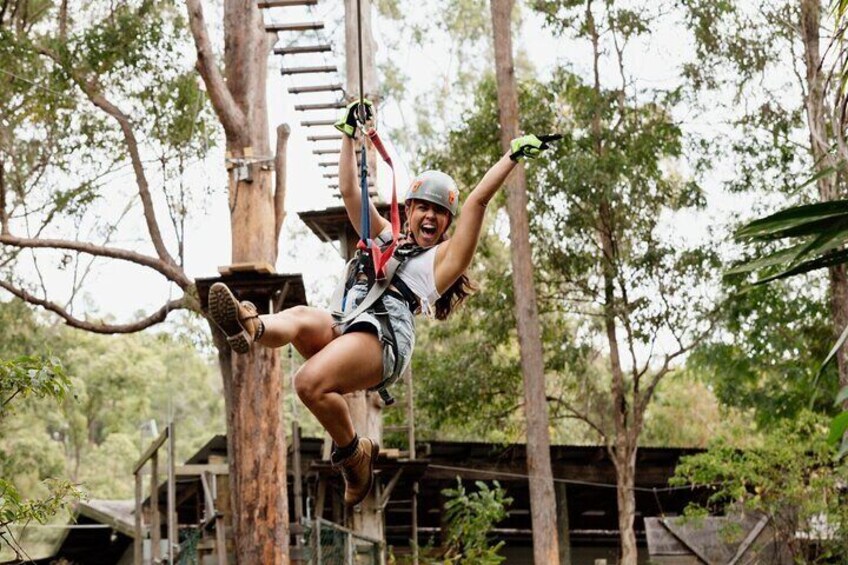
top-left (26, 432), bottom-right (708, 564)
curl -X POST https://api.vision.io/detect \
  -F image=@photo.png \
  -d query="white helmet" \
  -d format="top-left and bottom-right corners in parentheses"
top-left (405, 170), bottom-right (459, 216)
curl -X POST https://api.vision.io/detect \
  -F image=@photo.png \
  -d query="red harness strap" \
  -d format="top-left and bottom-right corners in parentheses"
top-left (361, 128), bottom-right (400, 279)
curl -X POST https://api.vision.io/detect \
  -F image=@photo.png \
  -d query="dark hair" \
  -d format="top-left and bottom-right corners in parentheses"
top-left (403, 217), bottom-right (477, 320)
top-left (433, 271), bottom-right (477, 320)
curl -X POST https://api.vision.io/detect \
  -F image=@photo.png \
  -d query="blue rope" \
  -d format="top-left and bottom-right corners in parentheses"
top-left (358, 144), bottom-right (370, 246)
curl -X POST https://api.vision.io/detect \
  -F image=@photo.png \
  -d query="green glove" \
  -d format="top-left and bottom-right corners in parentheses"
top-left (334, 99), bottom-right (373, 138)
top-left (509, 133), bottom-right (562, 161)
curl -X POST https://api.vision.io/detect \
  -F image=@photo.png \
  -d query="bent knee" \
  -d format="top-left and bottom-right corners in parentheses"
top-left (294, 366), bottom-right (326, 404)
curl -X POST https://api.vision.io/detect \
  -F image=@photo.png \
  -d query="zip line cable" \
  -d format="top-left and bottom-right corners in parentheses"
top-left (425, 463), bottom-right (718, 494)
top-left (356, 0), bottom-right (365, 120)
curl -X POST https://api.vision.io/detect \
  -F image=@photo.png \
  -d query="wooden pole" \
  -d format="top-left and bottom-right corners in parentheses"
top-left (151, 451), bottom-right (161, 563)
top-left (134, 471), bottom-right (143, 565)
top-left (167, 423), bottom-right (177, 562)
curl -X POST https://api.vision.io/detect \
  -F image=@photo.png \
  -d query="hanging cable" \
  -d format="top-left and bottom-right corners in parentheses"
top-left (426, 463), bottom-right (722, 494)
top-left (351, 0), bottom-right (401, 279)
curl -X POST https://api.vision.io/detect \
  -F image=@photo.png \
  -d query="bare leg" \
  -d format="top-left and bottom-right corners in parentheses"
top-left (293, 331), bottom-right (384, 446)
top-left (256, 305), bottom-right (338, 358)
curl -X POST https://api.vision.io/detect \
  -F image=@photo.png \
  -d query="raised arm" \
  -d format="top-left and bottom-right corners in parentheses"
top-left (434, 134), bottom-right (560, 292)
top-left (336, 101), bottom-right (390, 240)
top-left (434, 152), bottom-right (516, 291)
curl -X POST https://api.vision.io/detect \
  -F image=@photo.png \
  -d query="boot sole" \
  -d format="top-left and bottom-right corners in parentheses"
top-left (348, 441), bottom-right (380, 507)
top-left (208, 283), bottom-right (251, 354)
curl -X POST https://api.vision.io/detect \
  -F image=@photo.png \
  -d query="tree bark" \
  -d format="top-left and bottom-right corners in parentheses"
top-left (489, 1), bottom-right (560, 563)
top-left (224, 340), bottom-right (288, 564)
top-left (188, 1), bottom-right (289, 562)
top-left (274, 124), bottom-right (290, 249)
top-left (612, 443), bottom-right (638, 565)
top-left (0, 161), bottom-right (8, 235)
top-left (800, 0), bottom-right (848, 397)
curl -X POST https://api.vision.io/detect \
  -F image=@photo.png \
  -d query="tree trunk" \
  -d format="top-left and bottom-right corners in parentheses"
top-left (489, 1), bottom-right (560, 563)
top-left (218, 336), bottom-right (288, 564)
top-left (613, 445), bottom-right (638, 565)
top-left (218, 1), bottom-right (288, 562)
top-left (585, 1), bottom-right (640, 558)
top-left (800, 0), bottom-right (848, 397)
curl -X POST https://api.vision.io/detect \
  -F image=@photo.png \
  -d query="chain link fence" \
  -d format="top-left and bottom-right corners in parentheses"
top-left (299, 518), bottom-right (382, 565)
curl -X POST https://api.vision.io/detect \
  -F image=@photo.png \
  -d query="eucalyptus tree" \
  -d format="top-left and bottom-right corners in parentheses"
top-left (527, 3), bottom-right (718, 562)
top-left (680, 0), bottom-right (848, 408)
top-left (0, 1), bottom-right (291, 561)
top-left (426, 2), bottom-right (717, 559)
top-left (488, 1), bottom-right (560, 563)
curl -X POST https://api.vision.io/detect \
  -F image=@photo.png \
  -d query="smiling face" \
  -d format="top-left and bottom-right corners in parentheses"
top-left (405, 199), bottom-right (452, 247)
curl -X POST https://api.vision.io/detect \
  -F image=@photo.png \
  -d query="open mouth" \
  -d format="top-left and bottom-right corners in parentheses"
top-left (420, 223), bottom-right (438, 238)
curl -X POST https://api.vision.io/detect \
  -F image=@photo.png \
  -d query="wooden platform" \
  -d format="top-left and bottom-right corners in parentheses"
top-left (195, 271), bottom-right (307, 315)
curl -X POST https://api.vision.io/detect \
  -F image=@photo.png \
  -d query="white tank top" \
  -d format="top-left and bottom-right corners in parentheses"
top-left (396, 246), bottom-right (441, 314)
top-left (376, 230), bottom-right (441, 315)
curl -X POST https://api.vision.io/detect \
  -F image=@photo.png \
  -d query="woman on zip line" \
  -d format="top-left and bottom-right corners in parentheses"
top-left (208, 100), bottom-right (558, 506)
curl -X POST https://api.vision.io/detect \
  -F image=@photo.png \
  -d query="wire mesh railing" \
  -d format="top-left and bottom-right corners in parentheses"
top-left (299, 517), bottom-right (382, 564)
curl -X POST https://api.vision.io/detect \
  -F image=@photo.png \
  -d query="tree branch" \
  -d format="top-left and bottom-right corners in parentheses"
top-left (36, 47), bottom-right (180, 270)
top-left (0, 234), bottom-right (191, 288)
top-left (274, 124), bottom-right (290, 247)
top-left (185, 0), bottom-right (248, 145)
top-left (0, 279), bottom-right (191, 334)
top-left (0, 160), bottom-right (8, 235)
top-left (548, 396), bottom-right (607, 442)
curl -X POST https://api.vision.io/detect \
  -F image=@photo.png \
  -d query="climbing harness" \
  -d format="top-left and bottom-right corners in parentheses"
top-left (328, 0), bottom-right (411, 405)
top-left (332, 237), bottom-right (427, 406)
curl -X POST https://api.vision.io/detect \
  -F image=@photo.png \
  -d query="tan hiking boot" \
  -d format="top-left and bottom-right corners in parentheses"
top-left (208, 282), bottom-right (262, 354)
top-left (334, 438), bottom-right (379, 506)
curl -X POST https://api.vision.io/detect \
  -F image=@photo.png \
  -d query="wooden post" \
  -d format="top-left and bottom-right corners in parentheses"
top-left (412, 481), bottom-right (419, 565)
top-left (556, 482), bottom-right (571, 564)
top-left (292, 422), bottom-right (303, 526)
top-left (316, 518), bottom-right (322, 564)
top-left (167, 423), bottom-right (177, 562)
top-left (151, 451), bottom-right (161, 563)
top-left (134, 471), bottom-right (143, 565)
top-left (405, 368), bottom-right (415, 459)
top-left (292, 421), bottom-right (305, 564)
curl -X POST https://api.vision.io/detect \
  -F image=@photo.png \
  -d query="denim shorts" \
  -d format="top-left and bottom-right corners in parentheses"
top-left (333, 283), bottom-right (416, 392)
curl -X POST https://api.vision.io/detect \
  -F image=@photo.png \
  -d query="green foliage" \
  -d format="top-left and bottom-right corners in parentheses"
top-left (640, 373), bottom-right (755, 448)
top-left (724, 194), bottom-right (848, 452)
top-left (671, 412), bottom-right (848, 562)
top-left (0, 300), bottom-right (224, 502)
top-left (688, 276), bottom-right (839, 427)
top-left (421, 479), bottom-right (512, 565)
top-left (0, 354), bottom-right (82, 562)
top-left (0, 0), bottom-right (215, 268)
top-left (677, 0), bottom-right (848, 443)
top-left (0, 356), bottom-right (68, 413)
